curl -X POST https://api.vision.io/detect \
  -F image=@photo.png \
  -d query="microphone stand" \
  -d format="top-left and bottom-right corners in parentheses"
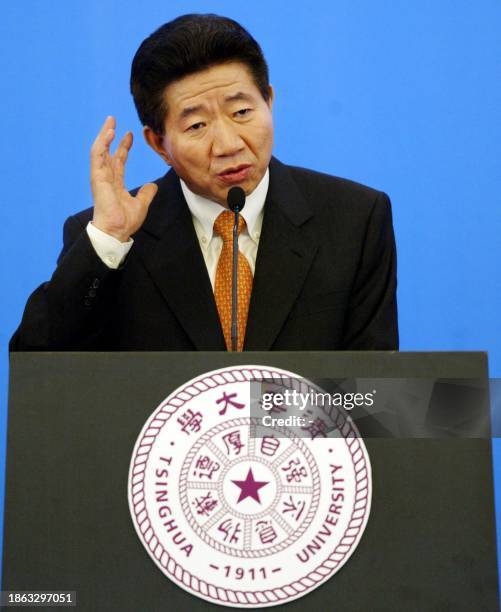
top-left (231, 209), bottom-right (239, 352)
top-left (226, 186), bottom-right (246, 352)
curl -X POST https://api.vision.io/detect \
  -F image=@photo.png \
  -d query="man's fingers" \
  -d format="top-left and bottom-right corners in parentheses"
top-left (103, 115), bottom-right (115, 129)
top-left (117, 130), bottom-right (133, 154)
top-left (99, 115), bottom-right (115, 138)
top-left (92, 116), bottom-right (115, 149)
top-left (90, 116), bottom-right (116, 168)
top-left (113, 132), bottom-right (133, 184)
top-left (135, 183), bottom-right (159, 208)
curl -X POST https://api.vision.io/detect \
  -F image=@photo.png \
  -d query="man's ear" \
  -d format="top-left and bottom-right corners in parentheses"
top-left (143, 126), bottom-right (172, 165)
top-left (267, 84), bottom-right (274, 111)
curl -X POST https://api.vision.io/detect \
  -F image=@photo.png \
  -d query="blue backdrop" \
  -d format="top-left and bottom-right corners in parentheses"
top-left (1, 0), bottom-right (500, 586)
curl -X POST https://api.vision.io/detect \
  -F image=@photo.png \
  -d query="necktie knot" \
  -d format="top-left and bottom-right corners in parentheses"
top-left (213, 210), bottom-right (246, 242)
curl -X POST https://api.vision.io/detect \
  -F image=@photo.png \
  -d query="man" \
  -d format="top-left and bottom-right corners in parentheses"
top-left (10, 13), bottom-right (398, 351)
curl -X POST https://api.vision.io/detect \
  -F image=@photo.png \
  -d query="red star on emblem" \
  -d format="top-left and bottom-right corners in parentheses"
top-left (231, 468), bottom-right (269, 504)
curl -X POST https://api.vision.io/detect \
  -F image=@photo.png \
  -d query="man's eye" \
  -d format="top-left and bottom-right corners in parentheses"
top-left (234, 108), bottom-right (252, 117)
top-left (188, 122), bottom-right (205, 131)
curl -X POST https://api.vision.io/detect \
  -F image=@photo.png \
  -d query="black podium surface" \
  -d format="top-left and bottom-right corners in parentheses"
top-left (3, 351), bottom-right (499, 611)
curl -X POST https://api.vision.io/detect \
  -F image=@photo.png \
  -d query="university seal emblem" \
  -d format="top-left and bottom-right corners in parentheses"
top-left (128, 365), bottom-right (372, 607)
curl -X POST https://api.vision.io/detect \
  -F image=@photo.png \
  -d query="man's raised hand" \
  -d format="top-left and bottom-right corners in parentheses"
top-left (90, 116), bottom-right (158, 242)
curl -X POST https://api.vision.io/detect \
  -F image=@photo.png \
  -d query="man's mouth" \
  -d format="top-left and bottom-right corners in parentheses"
top-left (217, 164), bottom-right (252, 184)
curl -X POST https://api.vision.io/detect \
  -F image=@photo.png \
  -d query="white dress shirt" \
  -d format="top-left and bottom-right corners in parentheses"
top-left (86, 169), bottom-right (269, 289)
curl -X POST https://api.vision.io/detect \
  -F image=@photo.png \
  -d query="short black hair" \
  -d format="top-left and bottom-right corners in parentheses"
top-left (130, 14), bottom-right (270, 135)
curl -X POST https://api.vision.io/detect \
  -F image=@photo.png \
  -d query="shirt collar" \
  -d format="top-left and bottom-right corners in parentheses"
top-left (180, 168), bottom-right (269, 244)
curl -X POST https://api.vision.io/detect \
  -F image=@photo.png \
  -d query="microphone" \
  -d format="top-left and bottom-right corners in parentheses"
top-left (227, 186), bottom-right (246, 212)
top-left (226, 187), bottom-right (246, 351)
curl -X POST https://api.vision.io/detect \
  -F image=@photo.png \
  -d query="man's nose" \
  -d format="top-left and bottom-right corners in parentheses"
top-left (211, 119), bottom-right (245, 157)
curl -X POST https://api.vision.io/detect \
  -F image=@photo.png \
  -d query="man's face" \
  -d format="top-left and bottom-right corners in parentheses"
top-left (145, 62), bottom-right (274, 206)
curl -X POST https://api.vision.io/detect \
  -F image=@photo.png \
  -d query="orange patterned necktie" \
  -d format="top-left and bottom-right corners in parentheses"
top-left (213, 210), bottom-right (253, 351)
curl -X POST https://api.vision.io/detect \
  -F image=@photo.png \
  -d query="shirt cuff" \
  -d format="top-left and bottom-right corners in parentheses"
top-left (86, 222), bottom-right (134, 269)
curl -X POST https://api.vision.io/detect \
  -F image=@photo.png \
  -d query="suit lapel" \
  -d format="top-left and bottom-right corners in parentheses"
top-left (132, 159), bottom-right (317, 352)
top-left (244, 158), bottom-right (318, 350)
top-left (134, 170), bottom-right (226, 350)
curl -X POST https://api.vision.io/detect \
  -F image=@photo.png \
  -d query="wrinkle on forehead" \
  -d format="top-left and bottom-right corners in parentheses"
top-left (175, 79), bottom-right (244, 106)
top-left (165, 63), bottom-right (258, 113)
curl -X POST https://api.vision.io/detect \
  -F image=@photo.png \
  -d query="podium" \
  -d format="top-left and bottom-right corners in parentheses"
top-left (3, 351), bottom-right (499, 611)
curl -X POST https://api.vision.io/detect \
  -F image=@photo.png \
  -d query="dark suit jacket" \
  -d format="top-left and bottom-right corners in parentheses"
top-left (10, 157), bottom-right (398, 351)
